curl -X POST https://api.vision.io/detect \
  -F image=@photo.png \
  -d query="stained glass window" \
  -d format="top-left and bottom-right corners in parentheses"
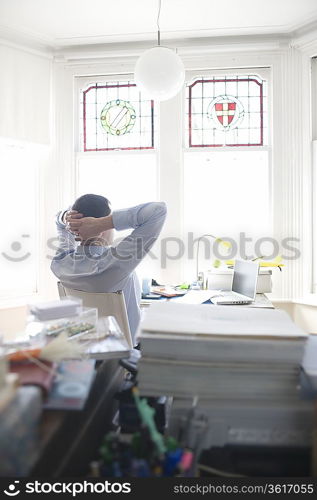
top-left (186, 75), bottom-right (267, 147)
top-left (81, 81), bottom-right (154, 151)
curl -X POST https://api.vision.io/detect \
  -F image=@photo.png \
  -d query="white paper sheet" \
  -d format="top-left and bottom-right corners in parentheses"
top-left (141, 302), bottom-right (307, 339)
top-left (173, 290), bottom-right (220, 304)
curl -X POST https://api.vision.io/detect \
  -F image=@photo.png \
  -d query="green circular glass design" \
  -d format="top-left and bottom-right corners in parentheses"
top-left (100, 99), bottom-right (136, 136)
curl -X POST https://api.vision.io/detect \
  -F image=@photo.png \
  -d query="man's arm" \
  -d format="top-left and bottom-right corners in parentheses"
top-left (68, 202), bottom-right (167, 282)
top-left (110, 202), bottom-right (167, 269)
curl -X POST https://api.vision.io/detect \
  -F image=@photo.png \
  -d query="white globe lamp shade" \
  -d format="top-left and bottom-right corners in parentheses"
top-left (134, 46), bottom-right (185, 101)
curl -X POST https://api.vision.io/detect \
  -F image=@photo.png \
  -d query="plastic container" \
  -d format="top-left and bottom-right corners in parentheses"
top-left (26, 307), bottom-right (98, 340)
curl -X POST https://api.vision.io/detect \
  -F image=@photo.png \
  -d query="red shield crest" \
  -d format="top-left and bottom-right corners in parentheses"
top-left (214, 101), bottom-right (236, 126)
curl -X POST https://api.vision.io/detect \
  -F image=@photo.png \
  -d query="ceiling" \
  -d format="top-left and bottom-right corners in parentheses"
top-left (0, 0), bottom-right (317, 49)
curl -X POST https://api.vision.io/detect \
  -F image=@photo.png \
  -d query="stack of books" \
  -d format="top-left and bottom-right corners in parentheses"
top-left (138, 303), bottom-right (313, 449)
top-left (138, 303), bottom-right (307, 401)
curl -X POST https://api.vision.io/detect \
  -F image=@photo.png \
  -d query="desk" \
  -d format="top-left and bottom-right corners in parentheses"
top-left (141, 293), bottom-right (273, 309)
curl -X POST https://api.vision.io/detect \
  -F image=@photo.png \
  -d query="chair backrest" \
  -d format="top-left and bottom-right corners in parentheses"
top-left (57, 281), bottom-right (66, 298)
top-left (57, 282), bottom-right (133, 348)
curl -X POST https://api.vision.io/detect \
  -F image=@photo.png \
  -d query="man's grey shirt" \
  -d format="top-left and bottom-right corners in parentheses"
top-left (51, 202), bottom-right (167, 344)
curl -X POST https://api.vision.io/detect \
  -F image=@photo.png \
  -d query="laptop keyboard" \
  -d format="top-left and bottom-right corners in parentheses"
top-left (213, 292), bottom-right (251, 304)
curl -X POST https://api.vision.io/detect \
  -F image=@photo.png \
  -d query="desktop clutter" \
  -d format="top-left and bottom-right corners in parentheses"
top-left (136, 259), bottom-right (317, 476)
top-left (93, 259), bottom-right (317, 477)
top-left (90, 388), bottom-right (196, 477)
top-left (141, 259), bottom-right (276, 309)
top-left (141, 257), bottom-right (282, 304)
top-left (2, 256), bottom-right (317, 477)
top-left (137, 302), bottom-right (316, 476)
top-left (0, 298), bottom-right (129, 476)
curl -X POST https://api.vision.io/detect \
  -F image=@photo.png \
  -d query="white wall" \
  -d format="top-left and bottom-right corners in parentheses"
top-left (0, 42), bottom-right (54, 313)
top-left (0, 43), bottom-right (52, 144)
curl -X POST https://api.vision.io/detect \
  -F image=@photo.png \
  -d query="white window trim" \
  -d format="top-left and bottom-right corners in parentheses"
top-left (312, 140), bottom-right (317, 294)
top-left (50, 46), bottom-right (313, 299)
top-left (311, 58), bottom-right (317, 295)
top-left (181, 66), bottom-right (272, 283)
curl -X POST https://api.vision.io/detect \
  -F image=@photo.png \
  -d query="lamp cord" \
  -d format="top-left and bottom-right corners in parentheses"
top-left (157, 0), bottom-right (162, 46)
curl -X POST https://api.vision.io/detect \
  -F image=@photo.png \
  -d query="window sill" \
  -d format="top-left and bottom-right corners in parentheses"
top-left (291, 295), bottom-right (317, 307)
top-left (272, 296), bottom-right (317, 307)
top-left (0, 293), bottom-right (44, 310)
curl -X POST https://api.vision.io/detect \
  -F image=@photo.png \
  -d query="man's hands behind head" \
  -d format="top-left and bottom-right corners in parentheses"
top-left (64, 210), bottom-right (82, 241)
top-left (66, 210), bottom-right (113, 241)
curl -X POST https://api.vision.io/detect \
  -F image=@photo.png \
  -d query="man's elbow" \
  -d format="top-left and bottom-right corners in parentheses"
top-left (156, 201), bottom-right (167, 218)
top-left (139, 202), bottom-right (167, 226)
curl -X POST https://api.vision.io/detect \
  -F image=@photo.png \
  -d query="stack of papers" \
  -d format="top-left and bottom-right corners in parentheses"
top-left (138, 302), bottom-right (308, 400)
top-left (30, 299), bottom-right (81, 321)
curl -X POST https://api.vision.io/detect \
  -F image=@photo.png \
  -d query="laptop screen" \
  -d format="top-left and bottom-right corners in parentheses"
top-left (232, 260), bottom-right (259, 299)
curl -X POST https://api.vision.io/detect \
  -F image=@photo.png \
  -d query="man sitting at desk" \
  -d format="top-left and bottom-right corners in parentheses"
top-left (51, 194), bottom-right (167, 345)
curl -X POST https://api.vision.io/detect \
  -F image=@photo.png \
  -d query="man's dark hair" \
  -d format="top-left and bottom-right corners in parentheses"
top-left (72, 194), bottom-right (111, 218)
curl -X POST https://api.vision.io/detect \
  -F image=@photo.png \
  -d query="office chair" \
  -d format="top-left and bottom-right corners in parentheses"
top-left (56, 283), bottom-right (165, 431)
top-left (57, 282), bottom-right (133, 349)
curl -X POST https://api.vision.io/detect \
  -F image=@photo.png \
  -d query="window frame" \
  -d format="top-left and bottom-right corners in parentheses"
top-left (182, 68), bottom-right (273, 280)
top-left (187, 75), bottom-right (265, 148)
top-left (53, 50), bottom-right (311, 298)
top-left (75, 74), bottom-right (157, 153)
top-left (184, 67), bottom-right (271, 151)
top-left (81, 81), bottom-right (155, 152)
top-left (74, 73), bottom-right (159, 214)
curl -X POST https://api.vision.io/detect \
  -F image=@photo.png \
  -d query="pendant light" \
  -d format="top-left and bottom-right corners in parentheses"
top-left (134, 0), bottom-right (185, 101)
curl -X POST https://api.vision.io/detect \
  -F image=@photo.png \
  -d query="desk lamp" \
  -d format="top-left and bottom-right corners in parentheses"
top-left (195, 234), bottom-right (232, 289)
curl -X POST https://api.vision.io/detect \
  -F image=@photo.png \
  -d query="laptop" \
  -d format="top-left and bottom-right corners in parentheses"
top-left (211, 259), bottom-right (259, 305)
